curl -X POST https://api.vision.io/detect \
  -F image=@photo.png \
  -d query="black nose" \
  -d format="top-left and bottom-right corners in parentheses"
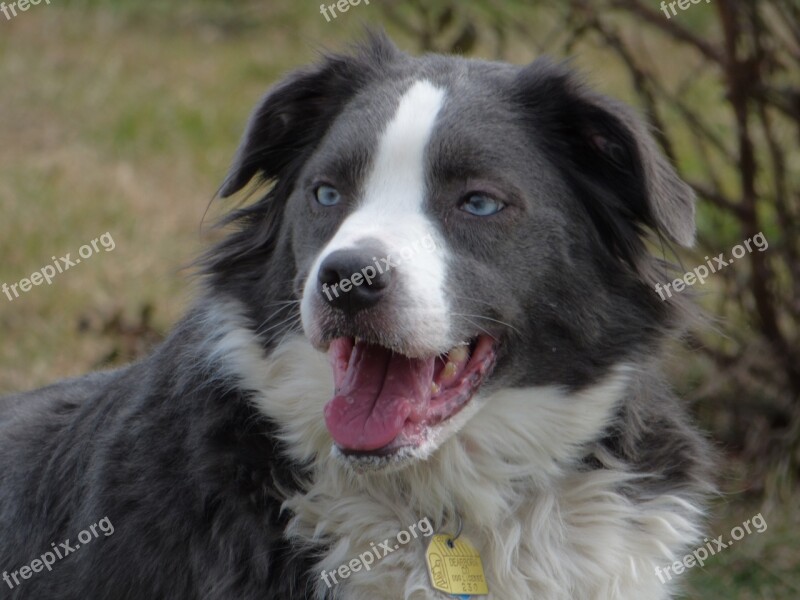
top-left (318, 249), bottom-right (392, 314)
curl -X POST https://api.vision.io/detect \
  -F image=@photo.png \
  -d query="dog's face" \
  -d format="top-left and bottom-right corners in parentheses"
top-left (213, 34), bottom-right (695, 469)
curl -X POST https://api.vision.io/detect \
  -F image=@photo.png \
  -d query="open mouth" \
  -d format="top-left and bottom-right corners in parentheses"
top-left (324, 335), bottom-right (497, 456)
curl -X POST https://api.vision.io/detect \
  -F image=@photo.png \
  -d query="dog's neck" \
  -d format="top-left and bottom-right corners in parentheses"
top-left (196, 299), bottom-right (694, 599)
top-left (199, 298), bottom-right (632, 522)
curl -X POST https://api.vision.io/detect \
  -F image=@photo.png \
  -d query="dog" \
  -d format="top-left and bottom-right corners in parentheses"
top-left (0, 33), bottom-right (714, 599)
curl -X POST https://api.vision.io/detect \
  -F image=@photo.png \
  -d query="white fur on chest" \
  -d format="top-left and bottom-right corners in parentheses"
top-left (204, 307), bottom-right (702, 599)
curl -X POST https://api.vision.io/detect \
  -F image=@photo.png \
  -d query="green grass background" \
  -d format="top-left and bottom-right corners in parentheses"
top-left (0, 1), bottom-right (797, 597)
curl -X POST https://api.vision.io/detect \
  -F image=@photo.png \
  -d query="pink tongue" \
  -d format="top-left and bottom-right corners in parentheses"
top-left (324, 340), bottom-right (434, 451)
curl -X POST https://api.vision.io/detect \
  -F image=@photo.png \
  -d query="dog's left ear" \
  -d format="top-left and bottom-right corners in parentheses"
top-left (219, 32), bottom-right (400, 198)
top-left (515, 60), bottom-right (696, 254)
top-left (588, 94), bottom-right (697, 248)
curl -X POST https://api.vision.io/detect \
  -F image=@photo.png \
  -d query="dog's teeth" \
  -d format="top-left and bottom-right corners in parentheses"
top-left (447, 346), bottom-right (468, 364)
top-left (431, 382), bottom-right (441, 395)
top-left (442, 362), bottom-right (457, 379)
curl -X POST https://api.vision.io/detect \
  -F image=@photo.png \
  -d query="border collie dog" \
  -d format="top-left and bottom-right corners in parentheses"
top-left (0, 34), bottom-right (713, 599)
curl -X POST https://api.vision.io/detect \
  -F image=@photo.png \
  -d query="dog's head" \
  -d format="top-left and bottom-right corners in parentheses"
top-left (210, 33), bottom-right (695, 470)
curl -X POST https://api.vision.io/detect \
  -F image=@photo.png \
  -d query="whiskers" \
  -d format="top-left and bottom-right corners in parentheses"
top-left (255, 300), bottom-right (304, 341)
top-left (451, 312), bottom-right (520, 338)
top-left (447, 294), bottom-right (519, 337)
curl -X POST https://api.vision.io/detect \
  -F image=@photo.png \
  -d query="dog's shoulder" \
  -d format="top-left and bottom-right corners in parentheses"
top-left (0, 368), bottom-right (125, 429)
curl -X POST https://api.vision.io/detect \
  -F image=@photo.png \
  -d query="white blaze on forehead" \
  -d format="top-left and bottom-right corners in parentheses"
top-left (362, 79), bottom-right (446, 214)
top-left (301, 80), bottom-right (453, 355)
top-left (315, 79), bottom-right (447, 245)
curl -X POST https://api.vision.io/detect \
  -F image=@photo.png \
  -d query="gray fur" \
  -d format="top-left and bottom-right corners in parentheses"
top-left (0, 33), bottom-right (713, 599)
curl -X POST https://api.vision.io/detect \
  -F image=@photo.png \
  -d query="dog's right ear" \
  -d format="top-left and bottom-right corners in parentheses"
top-left (219, 32), bottom-right (399, 198)
top-left (514, 58), bottom-right (696, 261)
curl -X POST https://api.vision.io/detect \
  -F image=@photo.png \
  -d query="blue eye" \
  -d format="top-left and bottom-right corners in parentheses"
top-left (460, 193), bottom-right (505, 216)
top-left (315, 185), bottom-right (342, 207)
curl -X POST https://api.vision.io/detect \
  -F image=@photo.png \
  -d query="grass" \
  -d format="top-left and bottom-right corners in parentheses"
top-left (685, 501), bottom-right (800, 598)
top-left (0, 1), bottom-right (797, 596)
top-left (0, 0), bottom-right (340, 390)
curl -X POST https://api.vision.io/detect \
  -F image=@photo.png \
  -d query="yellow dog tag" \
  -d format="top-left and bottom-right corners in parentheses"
top-left (425, 533), bottom-right (489, 597)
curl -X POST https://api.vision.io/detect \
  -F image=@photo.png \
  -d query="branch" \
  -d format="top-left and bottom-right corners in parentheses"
top-left (609, 0), bottom-right (725, 65)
